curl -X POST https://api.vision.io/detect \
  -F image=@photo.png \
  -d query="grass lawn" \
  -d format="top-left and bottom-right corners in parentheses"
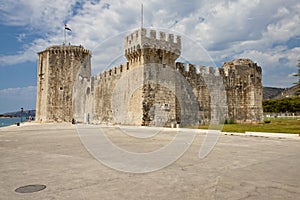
top-left (197, 117), bottom-right (300, 134)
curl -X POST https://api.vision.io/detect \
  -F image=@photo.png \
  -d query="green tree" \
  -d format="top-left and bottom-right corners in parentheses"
top-left (263, 97), bottom-right (300, 113)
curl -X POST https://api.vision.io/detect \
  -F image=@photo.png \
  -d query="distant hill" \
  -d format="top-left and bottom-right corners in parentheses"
top-left (0, 110), bottom-right (36, 118)
top-left (263, 85), bottom-right (300, 100)
top-left (263, 87), bottom-right (285, 100)
top-left (273, 85), bottom-right (300, 99)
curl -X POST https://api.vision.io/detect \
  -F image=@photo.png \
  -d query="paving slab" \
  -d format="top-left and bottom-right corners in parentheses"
top-left (1, 123), bottom-right (300, 199)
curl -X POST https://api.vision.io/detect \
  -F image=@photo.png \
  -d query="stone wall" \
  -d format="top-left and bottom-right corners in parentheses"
top-left (94, 64), bottom-right (133, 124)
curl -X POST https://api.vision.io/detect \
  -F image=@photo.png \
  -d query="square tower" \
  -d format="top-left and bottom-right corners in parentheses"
top-left (122, 29), bottom-right (182, 126)
top-left (36, 45), bottom-right (91, 122)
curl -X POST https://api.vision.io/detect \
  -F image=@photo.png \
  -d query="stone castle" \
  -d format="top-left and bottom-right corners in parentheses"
top-left (36, 28), bottom-right (263, 126)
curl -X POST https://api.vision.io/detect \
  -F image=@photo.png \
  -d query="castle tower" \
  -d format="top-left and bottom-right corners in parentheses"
top-left (36, 45), bottom-right (91, 122)
top-left (122, 29), bottom-right (182, 126)
top-left (222, 59), bottom-right (263, 123)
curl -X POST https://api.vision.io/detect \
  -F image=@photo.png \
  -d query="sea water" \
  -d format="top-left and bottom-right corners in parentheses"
top-left (0, 118), bottom-right (26, 128)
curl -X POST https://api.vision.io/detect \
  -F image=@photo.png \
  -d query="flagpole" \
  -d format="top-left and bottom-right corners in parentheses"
top-left (64, 26), bottom-right (66, 45)
top-left (141, 4), bottom-right (143, 29)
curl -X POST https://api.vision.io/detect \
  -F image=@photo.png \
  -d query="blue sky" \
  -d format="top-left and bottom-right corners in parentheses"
top-left (0, 0), bottom-right (299, 113)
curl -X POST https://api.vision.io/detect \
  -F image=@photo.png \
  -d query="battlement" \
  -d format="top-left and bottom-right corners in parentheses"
top-left (125, 28), bottom-right (181, 46)
top-left (175, 62), bottom-right (222, 77)
top-left (222, 59), bottom-right (262, 77)
top-left (92, 63), bottom-right (129, 83)
top-left (124, 28), bottom-right (181, 58)
top-left (39, 45), bottom-right (92, 55)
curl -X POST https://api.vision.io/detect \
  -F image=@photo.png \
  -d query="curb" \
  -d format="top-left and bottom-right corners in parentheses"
top-left (222, 131), bottom-right (300, 139)
top-left (245, 132), bottom-right (299, 139)
top-left (222, 132), bottom-right (245, 136)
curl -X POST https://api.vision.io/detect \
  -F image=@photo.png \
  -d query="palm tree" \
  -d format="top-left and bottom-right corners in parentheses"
top-left (293, 60), bottom-right (300, 95)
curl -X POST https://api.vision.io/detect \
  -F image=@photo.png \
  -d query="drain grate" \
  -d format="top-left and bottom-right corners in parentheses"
top-left (15, 184), bottom-right (46, 193)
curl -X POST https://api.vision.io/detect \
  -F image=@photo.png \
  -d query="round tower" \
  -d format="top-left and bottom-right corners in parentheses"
top-left (222, 59), bottom-right (263, 123)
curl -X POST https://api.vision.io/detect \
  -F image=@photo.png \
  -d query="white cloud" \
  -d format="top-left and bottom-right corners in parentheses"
top-left (0, 86), bottom-right (36, 96)
top-left (0, 86), bottom-right (37, 113)
top-left (17, 33), bottom-right (26, 42)
top-left (236, 47), bottom-right (300, 87)
top-left (0, 38), bottom-right (53, 65)
top-left (0, 0), bottom-right (77, 30)
top-left (0, 0), bottom-right (300, 87)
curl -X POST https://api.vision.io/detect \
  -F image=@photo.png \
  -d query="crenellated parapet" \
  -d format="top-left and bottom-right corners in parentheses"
top-left (175, 62), bottom-right (222, 77)
top-left (222, 58), bottom-right (262, 77)
top-left (124, 28), bottom-right (181, 65)
top-left (94, 63), bottom-right (129, 82)
top-left (39, 45), bottom-right (92, 56)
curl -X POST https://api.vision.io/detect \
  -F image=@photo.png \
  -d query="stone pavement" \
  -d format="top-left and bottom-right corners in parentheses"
top-left (0, 123), bottom-right (300, 199)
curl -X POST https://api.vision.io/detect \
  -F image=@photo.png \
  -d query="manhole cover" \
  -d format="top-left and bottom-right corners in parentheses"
top-left (15, 184), bottom-right (46, 193)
